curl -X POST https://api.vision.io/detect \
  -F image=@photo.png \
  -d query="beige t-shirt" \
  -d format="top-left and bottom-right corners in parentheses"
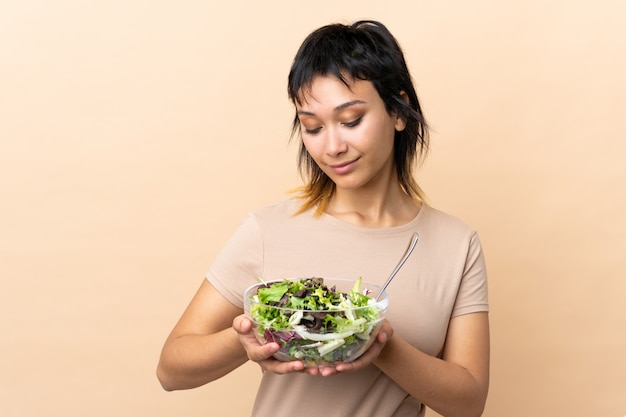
top-left (207, 199), bottom-right (488, 417)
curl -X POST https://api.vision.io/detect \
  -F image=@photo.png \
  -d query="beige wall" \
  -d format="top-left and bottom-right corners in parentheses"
top-left (1, 1), bottom-right (624, 416)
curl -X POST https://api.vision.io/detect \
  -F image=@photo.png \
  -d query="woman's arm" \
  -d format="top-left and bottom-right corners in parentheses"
top-left (156, 279), bottom-right (248, 391)
top-left (330, 312), bottom-right (489, 417)
top-left (375, 312), bottom-right (490, 417)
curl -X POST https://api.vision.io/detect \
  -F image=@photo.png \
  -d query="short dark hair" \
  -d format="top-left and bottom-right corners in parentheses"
top-left (288, 20), bottom-right (429, 214)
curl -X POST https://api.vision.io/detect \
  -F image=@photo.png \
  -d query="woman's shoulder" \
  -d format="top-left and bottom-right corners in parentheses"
top-left (251, 198), bottom-right (301, 216)
top-left (248, 198), bottom-right (312, 225)
top-left (419, 204), bottom-right (478, 236)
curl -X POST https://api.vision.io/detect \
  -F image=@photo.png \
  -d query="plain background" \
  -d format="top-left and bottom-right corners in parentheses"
top-left (1, 1), bottom-right (624, 416)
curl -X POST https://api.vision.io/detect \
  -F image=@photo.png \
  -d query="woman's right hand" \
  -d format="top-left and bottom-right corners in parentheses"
top-left (232, 314), bottom-right (308, 374)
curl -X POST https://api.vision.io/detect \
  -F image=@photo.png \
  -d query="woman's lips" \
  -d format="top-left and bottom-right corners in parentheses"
top-left (329, 158), bottom-right (358, 175)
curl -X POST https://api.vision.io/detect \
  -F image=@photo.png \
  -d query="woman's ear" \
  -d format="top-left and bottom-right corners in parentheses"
top-left (395, 91), bottom-right (410, 131)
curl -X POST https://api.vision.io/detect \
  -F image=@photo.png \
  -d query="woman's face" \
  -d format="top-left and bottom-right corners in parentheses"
top-left (296, 76), bottom-right (405, 192)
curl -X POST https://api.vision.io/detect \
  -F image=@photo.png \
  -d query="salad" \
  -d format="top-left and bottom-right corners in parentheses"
top-left (247, 277), bottom-right (384, 366)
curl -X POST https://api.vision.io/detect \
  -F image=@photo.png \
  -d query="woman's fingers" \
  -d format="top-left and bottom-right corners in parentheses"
top-left (232, 314), bottom-right (305, 373)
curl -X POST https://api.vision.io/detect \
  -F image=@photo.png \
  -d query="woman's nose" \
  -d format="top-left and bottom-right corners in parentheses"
top-left (325, 127), bottom-right (348, 156)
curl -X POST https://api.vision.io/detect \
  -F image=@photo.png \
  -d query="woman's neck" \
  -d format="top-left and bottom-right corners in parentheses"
top-left (326, 182), bottom-right (420, 228)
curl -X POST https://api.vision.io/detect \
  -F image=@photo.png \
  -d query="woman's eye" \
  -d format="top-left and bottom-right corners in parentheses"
top-left (303, 126), bottom-right (322, 135)
top-left (343, 117), bottom-right (362, 128)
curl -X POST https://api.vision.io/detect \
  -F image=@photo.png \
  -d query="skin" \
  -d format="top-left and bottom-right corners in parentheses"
top-left (157, 76), bottom-right (490, 417)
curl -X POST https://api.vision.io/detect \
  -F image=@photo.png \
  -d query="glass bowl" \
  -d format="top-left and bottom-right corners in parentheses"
top-left (243, 277), bottom-right (389, 367)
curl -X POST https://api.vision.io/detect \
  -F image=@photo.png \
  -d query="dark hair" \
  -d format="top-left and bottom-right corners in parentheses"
top-left (288, 20), bottom-right (429, 214)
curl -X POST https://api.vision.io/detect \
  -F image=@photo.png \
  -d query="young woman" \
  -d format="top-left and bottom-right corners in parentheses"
top-left (157, 20), bottom-right (489, 417)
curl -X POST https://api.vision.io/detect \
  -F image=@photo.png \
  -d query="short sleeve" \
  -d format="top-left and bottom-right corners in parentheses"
top-left (206, 213), bottom-right (264, 309)
top-left (451, 232), bottom-right (489, 317)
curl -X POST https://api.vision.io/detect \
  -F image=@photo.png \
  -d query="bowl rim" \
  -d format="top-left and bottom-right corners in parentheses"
top-left (243, 277), bottom-right (389, 313)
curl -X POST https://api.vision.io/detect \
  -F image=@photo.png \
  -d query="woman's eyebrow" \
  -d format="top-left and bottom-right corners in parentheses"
top-left (297, 99), bottom-right (366, 116)
top-left (334, 99), bottom-right (366, 112)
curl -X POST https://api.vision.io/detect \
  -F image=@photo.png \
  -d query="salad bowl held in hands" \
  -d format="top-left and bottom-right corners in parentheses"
top-left (243, 277), bottom-right (389, 367)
